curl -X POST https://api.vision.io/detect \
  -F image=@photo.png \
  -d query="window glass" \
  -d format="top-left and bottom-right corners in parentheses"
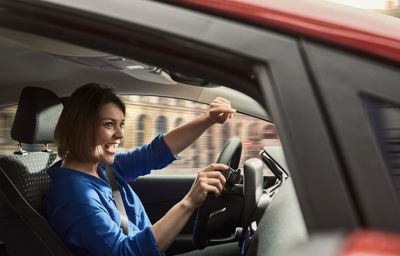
top-left (206, 129), bottom-right (214, 164)
top-left (324, 0), bottom-right (400, 19)
top-left (137, 114), bottom-right (147, 146)
top-left (175, 118), bottom-right (183, 128)
top-left (156, 116), bottom-right (167, 134)
top-left (118, 96), bottom-right (280, 176)
top-left (0, 105), bottom-right (57, 154)
top-left (0, 96), bottom-right (281, 176)
top-left (0, 106), bottom-right (17, 155)
top-left (364, 96), bottom-right (400, 196)
top-left (221, 123), bottom-right (231, 148)
top-left (247, 122), bottom-right (260, 159)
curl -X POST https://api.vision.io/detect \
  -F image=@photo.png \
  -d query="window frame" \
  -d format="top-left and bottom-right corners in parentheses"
top-left (303, 40), bottom-right (400, 230)
top-left (0, 0), bottom-right (369, 233)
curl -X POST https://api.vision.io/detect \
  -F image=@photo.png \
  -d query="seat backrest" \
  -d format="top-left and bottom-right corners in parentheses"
top-left (0, 153), bottom-right (58, 213)
top-left (0, 86), bottom-right (72, 255)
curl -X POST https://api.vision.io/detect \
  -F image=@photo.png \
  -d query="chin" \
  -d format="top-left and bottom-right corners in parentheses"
top-left (105, 158), bottom-right (115, 165)
top-left (100, 155), bottom-right (115, 165)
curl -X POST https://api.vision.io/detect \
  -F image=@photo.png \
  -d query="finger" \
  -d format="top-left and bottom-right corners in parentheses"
top-left (200, 177), bottom-right (224, 192)
top-left (204, 170), bottom-right (227, 184)
top-left (210, 97), bottom-right (232, 105)
top-left (214, 97), bottom-right (231, 104)
top-left (198, 170), bottom-right (226, 184)
top-left (199, 182), bottom-right (221, 197)
top-left (210, 107), bottom-right (236, 114)
top-left (211, 101), bottom-right (232, 109)
top-left (209, 102), bottom-right (231, 109)
top-left (206, 163), bottom-right (229, 171)
top-left (215, 113), bottom-right (230, 123)
top-left (220, 112), bottom-right (230, 119)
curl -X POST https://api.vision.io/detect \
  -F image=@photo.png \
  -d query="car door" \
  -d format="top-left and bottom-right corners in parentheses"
top-left (302, 41), bottom-right (400, 231)
top-left (2, 0), bottom-right (391, 255)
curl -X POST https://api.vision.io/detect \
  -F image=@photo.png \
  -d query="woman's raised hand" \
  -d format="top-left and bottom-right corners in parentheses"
top-left (207, 97), bottom-right (236, 124)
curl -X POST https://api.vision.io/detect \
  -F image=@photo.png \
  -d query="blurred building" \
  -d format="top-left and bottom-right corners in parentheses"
top-left (378, 0), bottom-right (400, 17)
top-left (0, 96), bottom-right (279, 174)
top-left (119, 96), bottom-right (279, 173)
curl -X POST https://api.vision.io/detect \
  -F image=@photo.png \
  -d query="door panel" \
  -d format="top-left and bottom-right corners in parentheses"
top-left (130, 175), bottom-right (196, 254)
top-left (130, 175), bottom-right (194, 228)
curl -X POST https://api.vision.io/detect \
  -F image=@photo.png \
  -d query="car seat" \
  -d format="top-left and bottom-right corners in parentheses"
top-left (0, 86), bottom-right (72, 255)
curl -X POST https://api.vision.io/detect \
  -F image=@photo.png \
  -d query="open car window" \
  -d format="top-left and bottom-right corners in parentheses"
top-left (0, 105), bottom-right (57, 154)
top-left (0, 96), bottom-right (281, 176)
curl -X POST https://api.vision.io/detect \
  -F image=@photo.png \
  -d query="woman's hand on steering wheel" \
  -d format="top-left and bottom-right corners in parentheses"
top-left (192, 137), bottom-right (242, 249)
top-left (183, 163), bottom-right (228, 209)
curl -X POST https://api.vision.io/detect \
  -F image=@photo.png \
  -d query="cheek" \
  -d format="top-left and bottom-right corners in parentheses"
top-left (96, 128), bottom-right (110, 144)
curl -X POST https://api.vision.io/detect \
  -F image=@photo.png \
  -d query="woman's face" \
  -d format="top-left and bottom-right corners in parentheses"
top-left (95, 102), bottom-right (125, 165)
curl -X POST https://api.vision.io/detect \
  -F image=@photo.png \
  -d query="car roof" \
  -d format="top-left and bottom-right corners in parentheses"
top-left (176, 0), bottom-right (400, 64)
top-left (0, 0), bottom-right (397, 120)
top-left (0, 26), bottom-right (266, 116)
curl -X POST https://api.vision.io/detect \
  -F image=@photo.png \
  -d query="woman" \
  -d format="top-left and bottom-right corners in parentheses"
top-left (43, 83), bottom-right (236, 255)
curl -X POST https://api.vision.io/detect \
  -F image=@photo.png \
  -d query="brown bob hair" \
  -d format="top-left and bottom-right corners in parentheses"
top-left (54, 83), bottom-right (125, 162)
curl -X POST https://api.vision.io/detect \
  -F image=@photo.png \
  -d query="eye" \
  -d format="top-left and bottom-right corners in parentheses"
top-left (120, 122), bottom-right (125, 129)
top-left (104, 122), bottom-right (114, 128)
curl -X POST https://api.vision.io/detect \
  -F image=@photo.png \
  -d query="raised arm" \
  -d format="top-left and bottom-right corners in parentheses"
top-left (163, 97), bottom-right (236, 155)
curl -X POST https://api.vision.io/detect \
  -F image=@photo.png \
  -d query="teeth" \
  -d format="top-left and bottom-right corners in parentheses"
top-left (105, 143), bottom-right (117, 152)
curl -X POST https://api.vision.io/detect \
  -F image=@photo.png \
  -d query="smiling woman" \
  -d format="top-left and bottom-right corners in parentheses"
top-left (43, 83), bottom-right (235, 255)
top-left (54, 84), bottom-right (126, 167)
top-left (1, 0), bottom-right (399, 255)
top-left (96, 103), bottom-right (125, 165)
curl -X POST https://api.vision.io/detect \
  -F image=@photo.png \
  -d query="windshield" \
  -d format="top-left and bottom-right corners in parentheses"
top-left (326, 0), bottom-right (399, 17)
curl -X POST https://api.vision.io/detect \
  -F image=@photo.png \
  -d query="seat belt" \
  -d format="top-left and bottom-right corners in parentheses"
top-left (106, 166), bottom-right (129, 235)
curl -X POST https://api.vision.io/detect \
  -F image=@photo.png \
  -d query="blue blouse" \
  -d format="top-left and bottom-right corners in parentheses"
top-left (43, 135), bottom-right (177, 256)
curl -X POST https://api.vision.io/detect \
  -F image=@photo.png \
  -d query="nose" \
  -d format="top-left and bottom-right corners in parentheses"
top-left (114, 125), bottom-right (124, 140)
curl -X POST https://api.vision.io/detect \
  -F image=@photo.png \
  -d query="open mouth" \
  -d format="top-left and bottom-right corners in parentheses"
top-left (104, 143), bottom-right (118, 154)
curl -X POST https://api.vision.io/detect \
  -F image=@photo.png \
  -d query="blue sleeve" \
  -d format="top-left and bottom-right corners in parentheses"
top-left (113, 134), bottom-right (177, 181)
top-left (59, 203), bottom-right (162, 256)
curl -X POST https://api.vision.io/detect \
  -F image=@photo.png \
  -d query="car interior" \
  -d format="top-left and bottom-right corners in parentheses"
top-left (0, 6), bottom-right (309, 256)
top-left (0, 86), bottom-right (72, 255)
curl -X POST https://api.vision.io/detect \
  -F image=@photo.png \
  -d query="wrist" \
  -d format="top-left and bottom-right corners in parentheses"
top-left (202, 112), bottom-right (215, 126)
top-left (180, 197), bottom-right (197, 212)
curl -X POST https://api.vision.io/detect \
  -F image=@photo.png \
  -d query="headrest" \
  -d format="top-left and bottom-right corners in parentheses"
top-left (11, 86), bottom-right (63, 144)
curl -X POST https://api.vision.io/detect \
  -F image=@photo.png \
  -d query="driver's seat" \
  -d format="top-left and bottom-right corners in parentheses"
top-left (0, 86), bottom-right (72, 255)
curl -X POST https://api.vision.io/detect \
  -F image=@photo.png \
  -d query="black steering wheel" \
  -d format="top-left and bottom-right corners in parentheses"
top-left (192, 137), bottom-right (243, 249)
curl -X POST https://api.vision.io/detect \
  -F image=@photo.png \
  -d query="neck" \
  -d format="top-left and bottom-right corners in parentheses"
top-left (62, 159), bottom-right (99, 178)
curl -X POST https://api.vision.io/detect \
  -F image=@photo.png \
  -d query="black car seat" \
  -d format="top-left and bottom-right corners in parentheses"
top-left (0, 86), bottom-right (72, 255)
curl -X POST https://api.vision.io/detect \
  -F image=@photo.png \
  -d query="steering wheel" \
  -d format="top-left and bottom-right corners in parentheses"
top-left (192, 137), bottom-right (243, 249)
